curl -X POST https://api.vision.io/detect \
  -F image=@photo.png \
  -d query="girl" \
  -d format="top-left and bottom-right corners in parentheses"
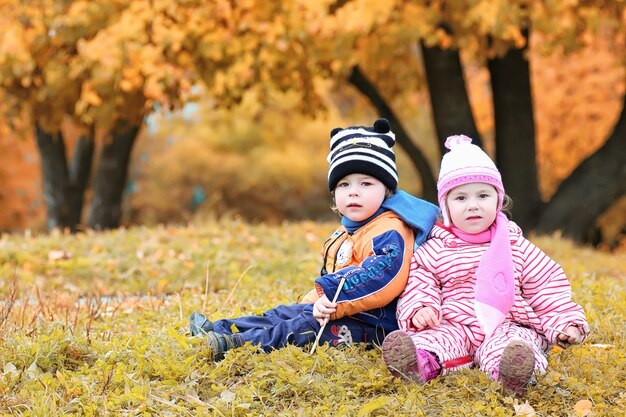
top-left (382, 135), bottom-right (589, 396)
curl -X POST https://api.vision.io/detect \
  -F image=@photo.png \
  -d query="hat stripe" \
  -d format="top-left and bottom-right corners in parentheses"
top-left (329, 148), bottom-right (396, 172)
top-left (330, 126), bottom-right (396, 141)
top-left (328, 154), bottom-right (398, 182)
top-left (438, 168), bottom-right (502, 185)
top-left (328, 144), bottom-right (395, 165)
top-left (330, 131), bottom-right (395, 151)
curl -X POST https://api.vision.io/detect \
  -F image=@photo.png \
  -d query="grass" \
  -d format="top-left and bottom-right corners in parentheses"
top-left (0, 220), bottom-right (625, 416)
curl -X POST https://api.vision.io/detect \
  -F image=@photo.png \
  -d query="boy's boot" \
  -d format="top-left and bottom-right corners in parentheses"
top-left (206, 331), bottom-right (243, 361)
top-left (382, 330), bottom-right (441, 383)
top-left (499, 340), bottom-right (535, 397)
top-left (189, 312), bottom-right (214, 336)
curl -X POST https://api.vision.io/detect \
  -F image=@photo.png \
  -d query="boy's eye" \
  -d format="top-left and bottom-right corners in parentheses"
top-left (361, 181), bottom-right (372, 186)
top-left (337, 182), bottom-right (348, 187)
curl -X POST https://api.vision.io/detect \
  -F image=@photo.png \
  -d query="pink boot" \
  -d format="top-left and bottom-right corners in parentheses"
top-left (498, 340), bottom-right (535, 396)
top-left (382, 330), bottom-right (441, 383)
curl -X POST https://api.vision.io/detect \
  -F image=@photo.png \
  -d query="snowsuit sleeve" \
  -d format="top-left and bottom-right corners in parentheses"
top-left (314, 217), bottom-right (414, 320)
top-left (396, 241), bottom-right (442, 332)
top-left (516, 236), bottom-right (589, 346)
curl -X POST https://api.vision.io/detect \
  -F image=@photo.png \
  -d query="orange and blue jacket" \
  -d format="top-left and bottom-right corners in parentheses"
top-left (301, 190), bottom-right (438, 332)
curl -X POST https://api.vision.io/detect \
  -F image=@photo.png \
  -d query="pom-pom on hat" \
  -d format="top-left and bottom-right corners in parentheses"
top-left (327, 118), bottom-right (398, 192)
top-left (437, 134), bottom-right (504, 226)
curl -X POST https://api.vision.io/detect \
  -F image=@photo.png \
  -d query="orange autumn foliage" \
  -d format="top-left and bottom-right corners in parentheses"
top-left (0, 134), bottom-right (44, 231)
top-left (0, 22), bottom-right (624, 235)
top-left (533, 34), bottom-right (625, 199)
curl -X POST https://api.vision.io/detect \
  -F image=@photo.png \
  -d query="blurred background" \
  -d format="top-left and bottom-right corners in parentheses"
top-left (0, 0), bottom-right (624, 250)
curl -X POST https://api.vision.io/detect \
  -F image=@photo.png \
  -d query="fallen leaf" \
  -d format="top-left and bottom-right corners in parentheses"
top-left (48, 249), bottom-right (71, 261)
top-left (24, 361), bottom-right (43, 380)
top-left (220, 389), bottom-right (236, 403)
top-left (3, 362), bottom-right (18, 376)
top-left (514, 401), bottom-right (536, 416)
top-left (573, 399), bottom-right (593, 416)
top-left (357, 396), bottom-right (390, 416)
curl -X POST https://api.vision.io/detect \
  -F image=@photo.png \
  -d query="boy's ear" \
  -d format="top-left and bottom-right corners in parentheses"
top-left (373, 118), bottom-right (391, 133)
top-left (330, 127), bottom-right (342, 137)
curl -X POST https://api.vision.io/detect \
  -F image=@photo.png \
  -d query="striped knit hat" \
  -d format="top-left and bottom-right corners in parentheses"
top-left (327, 118), bottom-right (398, 192)
top-left (437, 134), bottom-right (504, 226)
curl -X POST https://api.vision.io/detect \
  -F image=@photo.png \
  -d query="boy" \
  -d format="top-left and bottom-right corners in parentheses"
top-left (190, 118), bottom-right (438, 361)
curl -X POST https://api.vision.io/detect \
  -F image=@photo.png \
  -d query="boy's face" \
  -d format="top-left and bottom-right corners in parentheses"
top-left (446, 182), bottom-right (498, 234)
top-left (334, 173), bottom-right (387, 222)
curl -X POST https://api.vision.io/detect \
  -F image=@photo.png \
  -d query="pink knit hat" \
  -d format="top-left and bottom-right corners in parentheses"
top-left (437, 135), bottom-right (504, 226)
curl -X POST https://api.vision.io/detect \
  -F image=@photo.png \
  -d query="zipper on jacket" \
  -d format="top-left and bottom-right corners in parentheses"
top-left (320, 231), bottom-right (345, 276)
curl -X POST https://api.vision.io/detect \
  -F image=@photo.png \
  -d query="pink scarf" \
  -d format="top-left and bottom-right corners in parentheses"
top-left (451, 212), bottom-right (515, 337)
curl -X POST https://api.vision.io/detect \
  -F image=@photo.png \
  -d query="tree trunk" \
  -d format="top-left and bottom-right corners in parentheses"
top-left (487, 38), bottom-right (544, 230)
top-left (35, 125), bottom-right (72, 231)
top-left (536, 99), bottom-right (626, 243)
top-left (68, 130), bottom-right (95, 228)
top-left (88, 121), bottom-right (140, 230)
top-left (348, 65), bottom-right (437, 202)
top-left (421, 42), bottom-right (483, 152)
top-left (35, 125), bottom-right (96, 232)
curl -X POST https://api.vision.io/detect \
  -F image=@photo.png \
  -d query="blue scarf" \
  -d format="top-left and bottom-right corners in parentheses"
top-left (341, 207), bottom-right (387, 234)
top-left (339, 190), bottom-right (439, 241)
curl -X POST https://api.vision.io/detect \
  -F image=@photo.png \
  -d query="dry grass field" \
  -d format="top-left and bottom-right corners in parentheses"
top-left (1, 220), bottom-right (624, 416)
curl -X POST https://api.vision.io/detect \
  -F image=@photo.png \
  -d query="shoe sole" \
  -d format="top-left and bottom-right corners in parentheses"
top-left (499, 341), bottom-right (535, 396)
top-left (189, 312), bottom-right (213, 336)
top-left (382, 331), bottom-right (422, 382)
top-left (206, 332), bottom-right (226, 362)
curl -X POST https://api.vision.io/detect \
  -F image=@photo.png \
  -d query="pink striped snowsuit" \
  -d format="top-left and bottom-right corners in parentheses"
top-left (397, 222), bottom-right (589, 377)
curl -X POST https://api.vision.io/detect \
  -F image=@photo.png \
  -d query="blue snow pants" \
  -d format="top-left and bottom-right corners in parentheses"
top-left (211, 303), bottom-right (390, 352)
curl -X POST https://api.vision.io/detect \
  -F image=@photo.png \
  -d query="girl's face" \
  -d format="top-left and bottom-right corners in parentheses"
top-left (446, 182), bottom-right (498, 234)
top-left (334, 173), bottom-right (387, 222)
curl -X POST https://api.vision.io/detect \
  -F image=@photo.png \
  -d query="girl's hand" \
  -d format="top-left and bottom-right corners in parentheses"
top-left (410, 306), bottom-right (440, 330)
top-left (558, 326), bottom-right (584, 345)
top-left (313, 295), bottom-right (337, 326)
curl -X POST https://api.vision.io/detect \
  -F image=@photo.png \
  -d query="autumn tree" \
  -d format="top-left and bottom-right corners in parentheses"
top-left (0, 0), bottom-right (198, 230)
top-left (312, 0), bottom-right (626, 244)
top-left (2, 0), bottom-right (624, 244)
top-left (188, 0), bottom-right (621, 244)
top-left (0, 0), bottom-right (342, 231)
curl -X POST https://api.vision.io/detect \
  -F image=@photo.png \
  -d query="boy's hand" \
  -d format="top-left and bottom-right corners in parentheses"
top-left (410, 306), bottom-right (440, 330)
top-left (557, 326), bottom-right (584, 345)
top-left (313, 295), bottom-right (337, 326)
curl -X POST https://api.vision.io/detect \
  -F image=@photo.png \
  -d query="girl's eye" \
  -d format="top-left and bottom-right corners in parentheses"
top-left (455, 195), bottom-right (465, 201)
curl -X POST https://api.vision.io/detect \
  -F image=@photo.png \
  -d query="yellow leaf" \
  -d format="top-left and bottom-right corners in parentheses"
top-left (119, 79), bottom-right (134, 92)
top-left (176, 51), bottom-right (193, 67)
top-left (84, 89), bottom-right (102, 106)
top-left (144, 76), bottom-right (164, 101)
top-left (55, 370), bottom-right (67, 387)
top-left (357, 396), bottom-right (390, 417)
